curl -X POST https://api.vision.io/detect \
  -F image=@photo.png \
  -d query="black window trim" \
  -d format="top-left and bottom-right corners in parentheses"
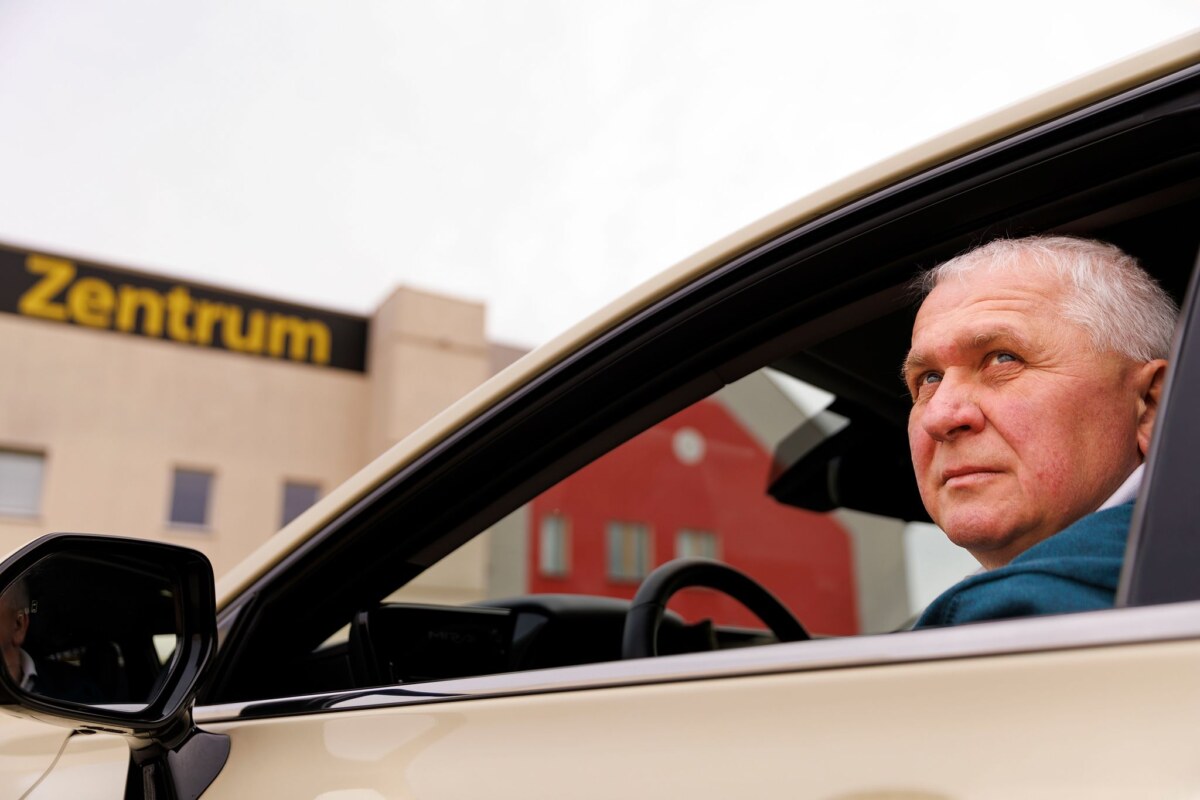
top-left (1121, 244), bottom-right (1200, 605)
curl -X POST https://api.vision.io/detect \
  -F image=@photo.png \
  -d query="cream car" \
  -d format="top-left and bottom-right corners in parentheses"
top-left (3, 32), bottom-right (1200, 799)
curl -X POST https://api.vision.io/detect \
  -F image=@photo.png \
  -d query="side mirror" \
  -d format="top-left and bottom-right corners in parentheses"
top-left (0, 534), bottom-right (228, 798)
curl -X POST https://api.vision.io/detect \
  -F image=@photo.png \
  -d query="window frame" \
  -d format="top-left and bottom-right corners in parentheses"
top-left (203, 61), bottom-right (1200, 708)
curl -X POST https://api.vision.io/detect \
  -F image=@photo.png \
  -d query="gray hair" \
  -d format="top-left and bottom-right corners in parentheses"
top-left (0, 577), bottom-right (28, 615)
top-left (917, 235), bottom-right (1178, 362)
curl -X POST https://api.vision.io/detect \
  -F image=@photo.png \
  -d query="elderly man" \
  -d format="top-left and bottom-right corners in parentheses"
top-left (0, 579), bottom-right (33, 691)
top-left (0, 577), bottom-right (102, 701)
top-left (904, 236), bottom-right (1175, 627)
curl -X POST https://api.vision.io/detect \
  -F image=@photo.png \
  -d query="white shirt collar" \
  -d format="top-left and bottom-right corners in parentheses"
top-left (1098, 463), bottom-right (1144, 511)
top-left (18, 648), bottom-right (36, 693)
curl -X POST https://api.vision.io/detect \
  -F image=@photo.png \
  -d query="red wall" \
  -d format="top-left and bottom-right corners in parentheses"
top-left (529, 399), bottom-right (859, 635)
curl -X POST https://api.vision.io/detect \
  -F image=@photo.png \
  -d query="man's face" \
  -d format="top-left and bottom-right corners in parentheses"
top-left (0, 594), bottom-right (28, 684)
top-left (905, 264), bottom-right (1163, 568)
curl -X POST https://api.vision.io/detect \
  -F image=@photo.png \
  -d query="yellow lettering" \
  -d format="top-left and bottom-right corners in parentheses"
top-left (221, 307), bottom-right (265, 353)
top-left (15, 256), bottom-right (334, 366)
top-left (115, 285), bottom-right (165, 337)
top-left (18, 255), bottom-right (75, 321)
top-left (66, 277), bottom-right (116, 328)
top-left (165, 286), bottom-right (193, 343)
top-left (193, 300), bottom-right (225, 346)
top-left (267, 314), bottom-right (332, 364)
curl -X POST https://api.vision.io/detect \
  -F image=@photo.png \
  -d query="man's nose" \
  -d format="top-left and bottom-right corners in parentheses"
top-left (919, 374), bottom-right (984, 442)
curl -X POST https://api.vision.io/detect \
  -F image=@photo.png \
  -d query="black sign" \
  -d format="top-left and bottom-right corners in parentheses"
top-left (0, 244), bottom-right (368, 372)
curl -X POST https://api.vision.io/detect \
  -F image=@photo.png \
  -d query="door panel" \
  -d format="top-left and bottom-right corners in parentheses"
top-left (0, 719), bottom-right (70, 798)
top-left (200, 638), bottom-right (1200, 799)
top-left (26, 732), bottom-right (125, 799)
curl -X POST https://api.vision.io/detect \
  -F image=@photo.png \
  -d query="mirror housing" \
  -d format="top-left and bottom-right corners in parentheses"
top-left (0, 534), bottom-right (228, 798)
top-left (0, 533), bottom-right (217, 741)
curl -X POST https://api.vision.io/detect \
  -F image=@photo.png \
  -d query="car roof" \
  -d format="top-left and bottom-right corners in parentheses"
top-left (216, 29), bottom-right (1200, 607)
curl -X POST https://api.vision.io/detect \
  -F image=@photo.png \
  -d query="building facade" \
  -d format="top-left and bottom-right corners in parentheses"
top-left (0, 243), bottom-right (505, 577)
top-left (528, 398), bottom-right (861, 634)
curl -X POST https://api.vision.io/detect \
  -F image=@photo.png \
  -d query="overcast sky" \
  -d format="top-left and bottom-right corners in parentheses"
top-left (1, 2), bottom-right (1197, 347)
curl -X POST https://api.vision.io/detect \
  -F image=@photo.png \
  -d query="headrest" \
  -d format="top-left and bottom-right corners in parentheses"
top-left (768, 419), bottom-right (931, 523)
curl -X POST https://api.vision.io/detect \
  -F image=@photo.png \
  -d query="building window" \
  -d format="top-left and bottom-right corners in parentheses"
top-left (281, 481), bottom-right (320, 527)
top-left (676, 529), bottom-right (719, 560)
top-left (169, 468), bottom-right (213, 527)
top-left (0, 450), bottom-right (44, 517)
top-left (606, 521), bottom-right (652, 582)
top-left (538, 513), bottom-right (570, 577)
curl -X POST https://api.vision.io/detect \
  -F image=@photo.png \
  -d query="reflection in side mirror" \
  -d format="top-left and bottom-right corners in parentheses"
top-left (0, 534), bottom-right (216, 741)
top-left (0, 552), bottom-right (180, 711)
top-left (0, 534), bottom-right (228, 800)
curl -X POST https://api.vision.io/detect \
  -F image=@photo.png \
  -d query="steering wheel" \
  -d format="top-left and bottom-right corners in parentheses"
top-left (621, 558), bottom-right (809, 659)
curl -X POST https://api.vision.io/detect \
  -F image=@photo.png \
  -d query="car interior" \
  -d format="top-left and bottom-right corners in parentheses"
top-left (197, 67), bottom-right (1200, 707)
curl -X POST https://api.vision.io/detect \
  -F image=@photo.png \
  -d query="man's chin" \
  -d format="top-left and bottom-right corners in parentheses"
top-left (938, 512), bottom-right (1025, 561)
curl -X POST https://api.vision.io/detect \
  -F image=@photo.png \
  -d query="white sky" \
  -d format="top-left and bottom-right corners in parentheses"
top-left (1, 2), bottom-right (1198, 347)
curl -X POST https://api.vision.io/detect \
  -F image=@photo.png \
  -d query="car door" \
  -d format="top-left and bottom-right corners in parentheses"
top-left (197, 58), bottom-right (1200, 798)
top-left (196, 240), bottom-right (1200, 800)
top-left (198, 617), bottom-right (1200, 798)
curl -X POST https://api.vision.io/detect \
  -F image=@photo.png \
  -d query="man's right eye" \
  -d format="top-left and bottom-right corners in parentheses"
top-left (908, 371), bottom-right (941, 401)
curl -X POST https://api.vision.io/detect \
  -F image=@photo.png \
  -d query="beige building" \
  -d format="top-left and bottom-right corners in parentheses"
top-left (0, 243), bottom-right (523, 577)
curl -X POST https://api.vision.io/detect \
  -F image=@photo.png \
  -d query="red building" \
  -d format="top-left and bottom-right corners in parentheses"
top-left (529, 397), bottom-right (859, 635)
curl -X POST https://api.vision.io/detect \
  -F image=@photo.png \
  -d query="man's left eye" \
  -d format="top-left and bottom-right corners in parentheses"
top-left (992, 352), bottom-right (1017, 364)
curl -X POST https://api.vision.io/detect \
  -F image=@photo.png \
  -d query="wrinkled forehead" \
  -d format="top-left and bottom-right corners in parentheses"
top-left (917, 257), bottom-right (1073, 320)
top-left (0, 582), bottom-right (28, 612)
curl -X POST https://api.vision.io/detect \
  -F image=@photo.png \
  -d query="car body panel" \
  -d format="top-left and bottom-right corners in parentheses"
top-left (0, 718), bottom-right (71, 798)
top-left (214, 30), bottom-right (1200, 607)
top-left (20, 603), bottom-right (1200, 796)
top-left (16, 732), bottom-right (125, 800)
top-left (186, 636), bottom-right (1200, 799)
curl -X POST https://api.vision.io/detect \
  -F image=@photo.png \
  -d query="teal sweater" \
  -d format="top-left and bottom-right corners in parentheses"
top-left (914, 501), bottom-right (1133, 628)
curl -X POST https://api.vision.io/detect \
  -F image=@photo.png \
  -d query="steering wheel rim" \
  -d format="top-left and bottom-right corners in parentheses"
top-left (621, 558), bottom-right (809, 659)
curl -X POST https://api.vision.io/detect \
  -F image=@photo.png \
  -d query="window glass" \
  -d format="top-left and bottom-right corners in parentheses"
top-left (903, 522), bottom-right (980, 611)
top-left (606, 521), bottom-right (652, 582)
top-left (676, 529), bottom-right (718, 560)
top-left (169, 468), bottom-right (213, 527)
top-left (389, 367), bottom-right (974, 630)
top-left (281, 481), bottom-right (320, 527)
top-left (0, 450), bottom-right (44, 517)
top-left (378, 363), bottom-right (977, 679)
top-left (538, 513), bottom-right (570, 577)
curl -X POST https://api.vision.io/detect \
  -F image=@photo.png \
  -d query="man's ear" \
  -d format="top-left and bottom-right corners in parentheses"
top-left (12, 610), bottom-right (27, 648)
top-left (1135, 359), bottom-right (1169, 458)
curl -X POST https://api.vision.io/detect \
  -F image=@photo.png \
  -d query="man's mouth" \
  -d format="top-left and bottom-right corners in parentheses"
top-left (941, 466), bottom-right (1002, 488)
